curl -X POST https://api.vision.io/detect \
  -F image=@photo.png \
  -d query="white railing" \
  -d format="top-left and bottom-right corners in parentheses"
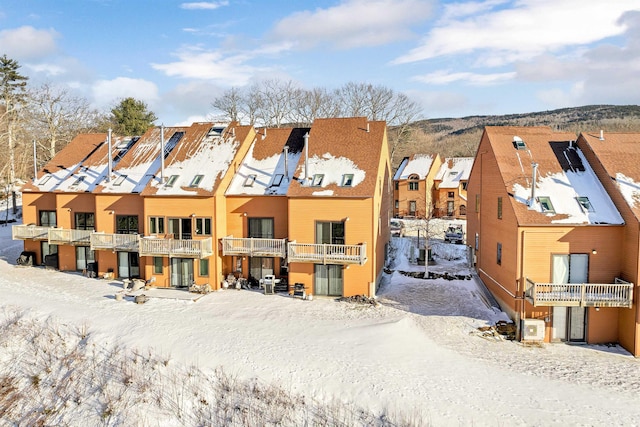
top-left (525, 278), bottom-right (633, 308)
top-left (288, 242), bottom-right (367, 265)
top-left (12, 224), bottom-right (51, 240)
top-left (221, 237), bottom-right (286, 257)
top-left (139, 237), bottom-right (213, 258)
top-left (90, 233), bottom-right (139, 252)
top-left (48, 228), bottom-right (92, 245)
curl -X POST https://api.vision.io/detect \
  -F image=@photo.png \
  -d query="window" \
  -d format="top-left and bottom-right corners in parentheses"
top-left (342, 174), bottom-right (354, 187)
top-left (447, 201), bottom-right (455, 216)
top-left (513, 136), bottom-right (526, 150)
top-left (462, 181), bottom-right (468, 191)
top-left (244, 174), bottom-right (257, 187)
top-left (116, 215), bottom-right (138, 234)
top-left (272, 174), bottom-right (284, 187)
top-left (497, 197), bottom-right (503, 219)
top-left (189, 175), bottom-right (204, 187)
top-left (195, 217), bottom-right (211, 235)
top-left (408, 174), bottom-right (419, 191)
top-left (460, 205), bottom-right (466, 216)
top-left (153, 257), bottom-right (163, 274)
top-left (75, 212), bottom-right (95, 230)
top-left (576, 196), bottom-right (594, 212)
top-left (113, 175), bottom-right (127, 186)
top-left (316, 221), bottom-right (345, 245)
top-left (199, 259), bottom-right (209, 277)
top-left (497, 242), bottom-right (502, 265)
top-left (150, 217), bottom-right (164, 234)
top-left (39, 175), bottom-right (51, 185)
top-left (39, 210), bottom-right (57, 227)
top-left (395, 200), bottom-right (399, 209)
top-left (166, 175), bottom-right (179, 187)
top-left (448, 191), bottom-right (455, 199)
top-left (312, 174), bottom-right (324, 187)
top-left (409, 201), bottom-right (417, 216)
top-left (248, 218), bottom-right (274, 238)
top-left (394, 181), bottom-right (399, 190)
top-left (234, 256), bottom-right (243, 273)
top-left (475, 194), bottom-right (480, 212)
top-left (537, 196), bottom-right (555, 214)
top-left (475, 233), bottom-right (479, 251)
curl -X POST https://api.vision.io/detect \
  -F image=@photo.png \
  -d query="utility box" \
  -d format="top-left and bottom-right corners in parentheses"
top-left (521, 319), bottom-right (545, 342)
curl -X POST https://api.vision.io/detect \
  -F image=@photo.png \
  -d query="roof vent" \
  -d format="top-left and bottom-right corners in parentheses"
top-left (513, 136), bottom-right (526, 150)
top-left (599, 130), bottom-right (604, 141)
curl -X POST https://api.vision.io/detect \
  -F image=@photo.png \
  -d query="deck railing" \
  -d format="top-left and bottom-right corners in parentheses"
top-left (287, 242), bottom-right (367, 265)
top-left (525, 278), bottom-right (633, 308)
top-left (12, 224), bottom-right (51, 240)
top-left (90, 233), bottom-right (139, 252)
top-left (48, 228), bottom-right (92, 245)
top-left (139, 237), bottom-right (213, 258)
top-left (221, 237), bottom-right (286, 257)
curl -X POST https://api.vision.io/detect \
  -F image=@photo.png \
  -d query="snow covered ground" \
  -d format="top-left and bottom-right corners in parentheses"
top-left (3, 203), bottom-right (640, 425)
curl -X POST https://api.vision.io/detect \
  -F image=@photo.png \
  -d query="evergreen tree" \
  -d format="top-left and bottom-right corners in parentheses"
top-left (0, 55), bottom-right (28, 183)
top-left (109, 97), bottom-right (157, 136)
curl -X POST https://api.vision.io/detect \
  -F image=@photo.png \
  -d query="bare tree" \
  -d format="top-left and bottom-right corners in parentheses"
top-left (254, 79), bottom-right (299, 127)
top-left (211, 86), bottom-right (243, 123)
top-left (290, 87), bottom-right (338, 126)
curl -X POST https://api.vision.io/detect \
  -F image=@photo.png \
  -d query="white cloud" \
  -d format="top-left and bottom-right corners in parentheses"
top-left (413, 70), bottom-right (515, 85)
top-left (180, 1), bottom-right (228, 10)
top-left (394, 0), bottom-right (640, 64)
top-left (270, 0), bottom-right (433, 49)
top-left (23, 62), bottom-right (66, 76)
top-left (92, 77), bottom-right (160, 109)
top-left (0, 26), bottom-right (59, 60)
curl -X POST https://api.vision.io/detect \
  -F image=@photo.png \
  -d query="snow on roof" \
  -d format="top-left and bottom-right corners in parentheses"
top-left (34, 162), bottom-right (85, 192)
top-left (615, 173), bottom-right (640, 208)
top-left (435, 157), bottom-right (473, 189)
top-left (512, 148), bottom-right (623, 225)
top-left (299, 153), bottom-right (365, 192)
top-left (226, 141), bottom-right (302, 196)
top-left (393, 154), bottom-right (435, 180)
top-left (150, 133), bottom-right (239, 195)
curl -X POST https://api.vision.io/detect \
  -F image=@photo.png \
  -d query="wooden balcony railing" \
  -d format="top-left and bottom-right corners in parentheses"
top-left (12, 224), bottom-right (51, 240)
top-left (525, 278), bottom-right (633, 308)
top-left (48, 228), bottom-right (92, 246)
top-left (139, 236), bottom-right (213, 258)
top-left (287, 242), bottom-right (367, 265)
top-left (221, 237), bottom-right (286, 257)
top-left (90, 233), bottom-right (139, 252)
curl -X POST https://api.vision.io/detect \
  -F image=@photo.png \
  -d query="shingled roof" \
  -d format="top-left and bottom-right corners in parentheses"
top-left (484, 126), bottom-right (623, 225)
top-left (393, 154), bottom-right (438, 181)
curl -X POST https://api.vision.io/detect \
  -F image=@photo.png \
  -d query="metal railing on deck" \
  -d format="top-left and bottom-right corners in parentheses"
top-left (221, 237), bottom-right (286, 257)
top-left (90, 233), bottom-right (139, 252)
top-left (525, 278), bottom-right (633, 308)
top-left (287, 242), bottom-right (367, 265)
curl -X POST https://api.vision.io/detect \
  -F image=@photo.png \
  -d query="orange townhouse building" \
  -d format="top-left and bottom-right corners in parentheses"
top-left (467, 126), bottom-right (633, 349)
top-left (577, 131), bottom-right (640, 355)
top-left (393, 154), bottom-right (441, 218)
top-left (14, 117), bottom-right (391, 298)
top-left (433, 157), bottom-right (473, 219)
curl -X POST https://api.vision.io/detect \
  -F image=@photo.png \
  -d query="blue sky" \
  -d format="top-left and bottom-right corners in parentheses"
top-left (1, 0), bottom-right (639, 125)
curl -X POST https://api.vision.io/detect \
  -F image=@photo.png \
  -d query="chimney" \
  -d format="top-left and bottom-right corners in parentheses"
top-left (283, 145), bottom-right (289, 180)
top-left (529, 162), bottom-right (538, 207)
top-left (599, 130), bottom-right (604, 141)
top-left (160, 125), bottom-right (165, 183)
top-left (107, 128), bottom-right (113, 182)
top-left (366, 122), bottom-right (370, 132)
top-left (303, 132), bottom-right (310, 182)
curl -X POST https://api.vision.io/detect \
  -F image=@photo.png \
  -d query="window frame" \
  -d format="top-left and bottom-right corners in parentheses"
top-left (341, 174), bottom-right (354, 187)
top-left (149, 216), bottom-right (165, 234)
top-left (537, 196), bottom-right (555, 214)
top-left (189, 175), bottom-right (204, 188)
top-left (497, 242), bottom-right (502, 265)
top-left (244, 174), bottom-right (257, 187)
top-left (195, 217), bottom-right (212, 236)
top-left (153, 257), bottom-right (163, 274)
top-left (165, 175), bottom-right (179, 187)
top-left (312, 174), bottom-right (324, 187)
top-left (497, 197), bottom-right (503, 219)
top-left (199, 258), bottom-right (209, 277)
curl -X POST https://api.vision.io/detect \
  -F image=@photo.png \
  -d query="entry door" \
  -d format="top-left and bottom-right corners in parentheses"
top-left (171, 258), bottom-right (193, 287)
top-left (551, 254), bottom-right (588, 342)
top-left (168, 218), bottom-right (193, 240)
top-left (76, 246), bottom-right (95, 271)
top-left (118, 252), bottom-right (140, 278)
top-left (314, 264), bottom-right (343, 296)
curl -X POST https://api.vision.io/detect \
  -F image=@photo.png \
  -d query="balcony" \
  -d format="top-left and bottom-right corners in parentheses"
top-left (12, 224), bottom-right (51, 240)
top-left (287, 242), bottom-right (367, 265)
top-left (139, 236), bottom-right (213, 258)
top-left (221, 237), bottom-right (286, 258)
top-left (90, 233), bottom-right (139, 252)
top-left (48, 228), bottom-right (92, 246)
top-left (525, 278), bottom-right (633, 308)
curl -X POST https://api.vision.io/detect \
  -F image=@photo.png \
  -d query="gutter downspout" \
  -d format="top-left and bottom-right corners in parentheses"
top-left (107, 129), bottom-right (113, 182)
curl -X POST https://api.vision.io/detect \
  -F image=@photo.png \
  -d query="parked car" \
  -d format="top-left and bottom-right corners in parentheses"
top-left (444, 224), bottom-right (464, 244)
top-left (390, 219), bottom-right (404, 237)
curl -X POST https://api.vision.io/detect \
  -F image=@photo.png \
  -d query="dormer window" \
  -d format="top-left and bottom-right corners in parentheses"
top-left (189, 175), bottom-right (204, 188)
top-left (312, 174), bottom-right (324, 187)
top-left (537, 196), bottom-right (555, 214)
top-left (513, 136), bottom-right (527, 150)
top-left (165, 175), bottom-right (179, 187)
top-left (113, 175), bottom-right (127, 186)
top-left (342, 174), bottom-right (354, 187)
top-left (272, 174), bottom-right (284, 187)
top-left (244, 174), bottom-right (257, 187)
top-left (576, 196), bottom-right (594, 212)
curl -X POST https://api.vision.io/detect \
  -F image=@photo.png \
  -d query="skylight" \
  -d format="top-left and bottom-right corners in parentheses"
top-left (113, 175), bottom-right (127, 186)
top-left (342, 174), bottom-right (354, 187)
top-left (272, 174), bottom-right (284, 187)
top-left (513, 136), bottom-right (527, 150)
top-left (576, 196), bottom-right (594, 212)
top-left (163, 132), bottom-right (185, 159)
top-left (189, 175), bottom-right (204, 188)
top-left (537, 196), bottom-right (555, 214)
top-left (244, 174), bottom-right (257, 187)
top-left (165, 175), bottom-right (179, 187)
top-left (39, 175), bottom-right (51, 185)
top-left (312, 174), bottom-right (324, 187)
top-left (71, 176), bottom-right (85, 187)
